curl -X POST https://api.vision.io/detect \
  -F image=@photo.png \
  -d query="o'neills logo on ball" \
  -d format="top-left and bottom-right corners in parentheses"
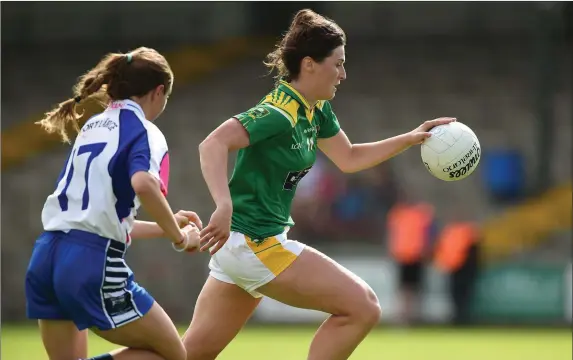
top-left (444, 142), bottom-right (481, 179)
top-left (442, 142), bottom-right (480, 173)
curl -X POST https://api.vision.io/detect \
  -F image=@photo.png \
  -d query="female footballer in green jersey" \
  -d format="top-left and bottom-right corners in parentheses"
top-left (183, 9), bottom-right (455, 360)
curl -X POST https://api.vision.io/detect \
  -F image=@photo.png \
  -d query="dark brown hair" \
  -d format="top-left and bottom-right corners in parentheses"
top-left (265, 9), bottom-right (346, 82)
top-left (37, 47), bottom-right (173, 143)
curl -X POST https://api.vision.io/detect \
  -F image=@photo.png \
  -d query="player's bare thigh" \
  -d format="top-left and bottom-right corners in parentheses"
top-left (92, 301), bottom-right (186, 360)
top-left (257, 246), bottom-right (381, 321)
top-left (39, 320), bottom-right (88, 360)
top-left (182, 277), bottom-right (261, 360)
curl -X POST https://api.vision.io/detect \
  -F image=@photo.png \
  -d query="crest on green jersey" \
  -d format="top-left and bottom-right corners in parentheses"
top-left (247, 106), bottom-right (270, 120)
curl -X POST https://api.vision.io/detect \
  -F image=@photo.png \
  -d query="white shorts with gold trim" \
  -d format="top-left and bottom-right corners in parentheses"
top-left (208, 230), bottom-right (305, 298)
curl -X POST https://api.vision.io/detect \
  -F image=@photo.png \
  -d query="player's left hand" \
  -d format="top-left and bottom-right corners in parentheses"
top-left (175, 210), bottom-right (203, 230)
top-left (408, 117), bottom-right (456, 145)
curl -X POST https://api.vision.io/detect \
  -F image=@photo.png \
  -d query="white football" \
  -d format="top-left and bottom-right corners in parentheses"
top-left (420, 122), bottom-right (481, 181)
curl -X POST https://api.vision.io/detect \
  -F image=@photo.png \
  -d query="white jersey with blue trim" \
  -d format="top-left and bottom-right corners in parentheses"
top-left (41, 99), bottom-right (170, 245)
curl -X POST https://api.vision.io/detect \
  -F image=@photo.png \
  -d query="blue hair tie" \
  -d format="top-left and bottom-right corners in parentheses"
top-left (126, 53), bottom-right (133, 63)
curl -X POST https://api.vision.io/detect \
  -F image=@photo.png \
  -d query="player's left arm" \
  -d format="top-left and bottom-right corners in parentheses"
top-left (319, 130), bottom-right (414, 173)
top-left (318, 102), bottom-right (456, 173)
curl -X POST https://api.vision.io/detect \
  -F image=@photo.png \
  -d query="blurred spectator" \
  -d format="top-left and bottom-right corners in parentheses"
top-left (386, 192), bottom-right (437, 325)
top-left (433, 207), bottom-right (481, 326)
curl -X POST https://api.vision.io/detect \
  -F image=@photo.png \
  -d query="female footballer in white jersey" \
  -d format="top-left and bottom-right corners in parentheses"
top-left (25, 47), bottom-right (200, 360)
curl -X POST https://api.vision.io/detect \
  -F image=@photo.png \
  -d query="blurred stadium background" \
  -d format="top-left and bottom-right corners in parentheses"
top-left (1, 2), bottom-right (571, 359)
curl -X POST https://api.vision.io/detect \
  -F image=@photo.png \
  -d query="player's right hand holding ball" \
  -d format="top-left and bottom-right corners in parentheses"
top-left (408, 117), bottom-right (457, 145)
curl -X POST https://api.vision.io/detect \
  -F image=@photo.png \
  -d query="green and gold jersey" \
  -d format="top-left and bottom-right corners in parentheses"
top-left (229, 80), bottom-right (341, 240)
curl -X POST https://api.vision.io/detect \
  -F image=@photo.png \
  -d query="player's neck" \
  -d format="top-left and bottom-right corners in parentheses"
top-left (128, 96), bottom-right (155, 122)
top-left (288, 80), bottom-right (318, 110)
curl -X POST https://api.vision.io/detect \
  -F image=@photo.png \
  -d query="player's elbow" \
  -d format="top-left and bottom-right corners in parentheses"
top-left (131, 171), bottom-right (158, 196)
top-left (198, 139), bottom-right (220, 164)
top-left (339, 163), bottom-right (361, 174)
top-left (340, 164), bottom-right (358, 173)
top-left (322, 150), bottom-right (356, 173)
top-left (335, 155), bottom-right (359, 173)
top-left (337, 146), bottom-right (366, 173)
top-left (320, 137), bottom-right (356, 173)
top-left (198, 137), bottom-right (215, 153)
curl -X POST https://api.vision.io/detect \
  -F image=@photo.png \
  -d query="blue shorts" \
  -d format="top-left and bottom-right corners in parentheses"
top-left (25, 230), bottom-right (155, 331)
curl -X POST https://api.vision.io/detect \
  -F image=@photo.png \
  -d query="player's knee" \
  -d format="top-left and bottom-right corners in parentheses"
top-left (366, 288), bottom-right (383, 326)
top-left (350, 286), bottom-right (382, 328)
top-left (147, 337), bottom-right (186, 360)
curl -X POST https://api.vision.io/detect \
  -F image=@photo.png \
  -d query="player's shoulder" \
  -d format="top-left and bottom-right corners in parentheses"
top-left (256, 87), bottom-right (301, 127)
top-left (312, 100), bottom-right (337, 127)
top-left (119, 108), bottom-right (167, 148)
top-left (316, 100), bottom-right (334, 115)
top-left (120, 108), bottom-right (164, 139)
top-left (116, 106), bottom-right (147, 130)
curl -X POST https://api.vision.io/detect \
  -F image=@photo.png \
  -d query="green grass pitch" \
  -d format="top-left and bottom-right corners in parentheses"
top-left (2, 325), bottom-right (571, 360)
